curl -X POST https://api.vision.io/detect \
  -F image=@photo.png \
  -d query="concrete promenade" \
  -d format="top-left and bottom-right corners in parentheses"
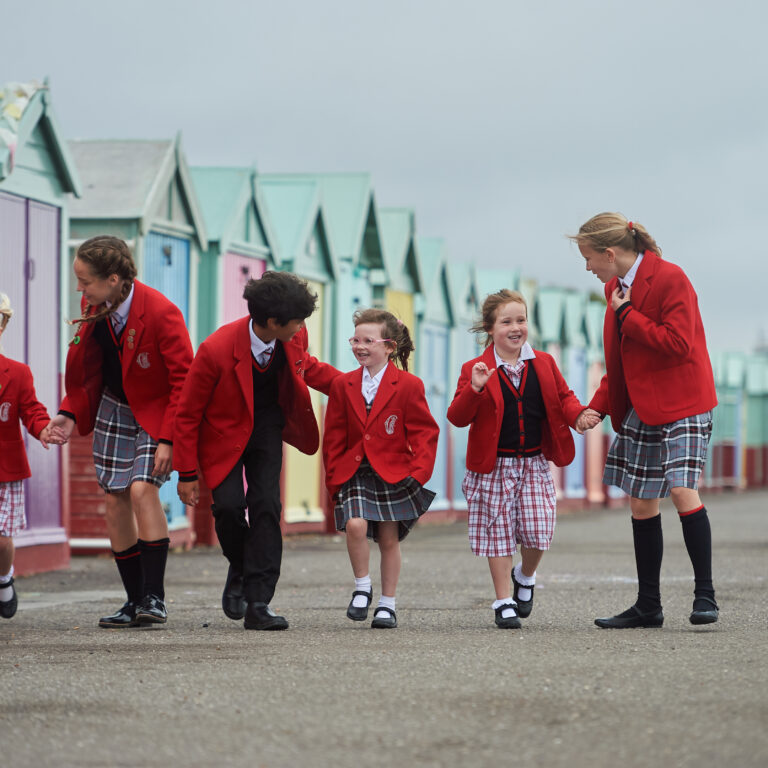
top-left (2, 491), bottom-right (766, 768)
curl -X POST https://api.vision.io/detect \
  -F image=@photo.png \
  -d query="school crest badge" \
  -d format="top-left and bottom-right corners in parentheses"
top-left (384, 414), bottom-right (398, 435)
top-left (0, 402), bottom-right (10, 422)
top-left (137, 352), bottom-right (151, 369)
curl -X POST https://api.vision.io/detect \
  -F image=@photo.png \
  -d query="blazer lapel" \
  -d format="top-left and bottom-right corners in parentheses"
top-left (234, 317), bottom-right (254, 419)
top-left (346, 367), bottom-right (368, 425)
top-left (627, 250), bottom-right (657, 310)
top-left (0, 356), bottom-right (9, 397)
top-left (121, 281), bottom-right (145, 373)
top-left (367, 363), bottom-right (399, 423)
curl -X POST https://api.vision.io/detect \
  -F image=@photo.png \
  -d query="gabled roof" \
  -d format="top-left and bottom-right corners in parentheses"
top-left (269, 172), bottom-right (382, 268)
top-left (258, 175), bottom-right (337, 278)
top-left (534, 286), bottom-right (567, 345)
top-left (190, 166), bottom-right (278, 260)
top-left (379, 207), bottom-right (421, 293)
top-left (563, 291), bottom-right (588, 348)
top-left (68, 134), bottom-right (206, 247)
top-left (0, 79), bottom-right (80, 193)
top-left (417, 237), bottom-right (454, 326)
top-left (446, 262), bottom-right (478, 323)
top-left (474, 268), bottom-right (519, 302)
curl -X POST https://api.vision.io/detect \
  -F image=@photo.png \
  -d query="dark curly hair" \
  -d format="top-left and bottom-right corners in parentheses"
top-left (243, 271), bottom-right (318, 326)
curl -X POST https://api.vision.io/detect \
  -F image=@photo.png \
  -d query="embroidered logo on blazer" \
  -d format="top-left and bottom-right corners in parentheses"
top-left (137, 352), bottom-right (151, 369)
top-left (384, 414), bottom-right (398, 435)
top-left (0, 402), bottom-right (10, 422)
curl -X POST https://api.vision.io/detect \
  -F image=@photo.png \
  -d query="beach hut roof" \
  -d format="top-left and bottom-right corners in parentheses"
top-left (417, 237), bottom-right (454, 326)
top-left (378, 207), bottom-right (422, 293)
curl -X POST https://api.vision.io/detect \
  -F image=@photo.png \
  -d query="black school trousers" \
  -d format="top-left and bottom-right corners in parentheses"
top-left (210, 416), bottom-right (284, 604)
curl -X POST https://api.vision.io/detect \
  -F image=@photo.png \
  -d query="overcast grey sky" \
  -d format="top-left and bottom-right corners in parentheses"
top-left (4, 0), bottom-right (766, 351)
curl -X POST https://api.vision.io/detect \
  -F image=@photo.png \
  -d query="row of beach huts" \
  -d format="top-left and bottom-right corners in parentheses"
top-left (1, 81), bottom-right (766, 576)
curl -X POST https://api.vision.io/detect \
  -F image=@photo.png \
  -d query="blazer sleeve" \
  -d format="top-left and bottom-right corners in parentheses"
top-left (157, 304), bottom-right (194, 442)
top-left (446, 363), bottom-right (490, 427)
top-left (173, 341), bottom-right (218, 477)
top-left (294, 329), bottom-right (340, 396)
top-left (588, 373), bottom-right (610, 416)
top-left (549, 358), bottom-right (587, 426)
top-left (404, 377), bottom-right (440, 486)
top-left (620, 270), bottom-right (698, 358)
top-left (321, 378), bottom-right (349, 484)
top-left (19, 366), bottom-right (51, 439)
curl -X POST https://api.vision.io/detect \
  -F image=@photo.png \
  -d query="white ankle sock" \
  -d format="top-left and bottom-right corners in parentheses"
top-left (492, 597), bottom-right (517, 619)
top-left (514, 563), bottom-right (535, 602)
top-left (375, 595), bottom-right (396, 616)
top-left (352, 575), bottom-right (372, 608)
top-left (0, 567), bottom-right (14, 601)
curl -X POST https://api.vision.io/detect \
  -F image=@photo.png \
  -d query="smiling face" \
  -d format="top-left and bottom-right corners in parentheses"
top-left (489, 301), bottom-right (528, 361)
top-left (349, 322), bottom-right (395, 375)
top-left (73, 257), bottom-right (123, 306)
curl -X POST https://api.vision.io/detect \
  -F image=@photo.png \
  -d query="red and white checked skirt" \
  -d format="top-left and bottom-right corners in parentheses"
top-left (0, 481), bottom-right (25, 537)
top-left (462, 454), bottom-right (556, 557)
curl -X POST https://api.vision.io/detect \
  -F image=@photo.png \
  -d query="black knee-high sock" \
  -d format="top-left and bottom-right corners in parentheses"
top-left (113, 543), bottom-right (143, 603)
top-left (138, 538), bottom-right (170, 600)
top-left (632, 515), bottom-right (663, 613)
top-left (679, 506), bottom-right (715, 604)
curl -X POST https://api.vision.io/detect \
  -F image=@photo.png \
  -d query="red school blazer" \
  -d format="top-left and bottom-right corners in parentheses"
top-left (60, 280), bottom-right (193, 442)
top-left (588, 251), bottom-right (717, 432)
top-left (446, 345), bottom-right (585, 473)
top-left (0, 355), bottom-right (51, 482)
top-left (173, 319), bottom-right (340, 490)
top-left (322, 363), bottom-right (440, 501)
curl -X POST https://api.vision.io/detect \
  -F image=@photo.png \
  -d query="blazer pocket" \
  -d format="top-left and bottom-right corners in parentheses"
top-left (377, 408), bottom-right (403, 440)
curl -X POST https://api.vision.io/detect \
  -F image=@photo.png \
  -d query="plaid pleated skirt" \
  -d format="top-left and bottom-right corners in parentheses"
top-left (93, 390), bottom-right (169, 493)
top-left (334, 460), bottom-right (436, 542)
top-left (462, 454), bottom-right (556, 557)
top-left (603, 407), bottom-right (713, 499)
top-left (0, 481), bottom-right (25, 536)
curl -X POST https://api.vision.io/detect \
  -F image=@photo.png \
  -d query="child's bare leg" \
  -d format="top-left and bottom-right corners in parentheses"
top-left (104, 490), bottom-right (136, 551)
top-left (488, 555), bottom-right (513, 600)
top-left (378, 522), bottom-right (401, 597)
top-left (0, 535), bottom-right (13, 574)
top-left (520, 547), bottom-right (544, 578)
top-left (345, 517), bottom-right (370, 577)
top-left (130, 481), bottom-right (169, 541)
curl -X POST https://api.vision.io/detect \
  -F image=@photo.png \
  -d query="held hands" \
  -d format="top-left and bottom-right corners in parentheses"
top-left (610, 285), bottom-right (631, 311)
top-left (44, 414), bottom-right (76, 446)
top-left (153, 442), bottom-right (173, 476)
top-left (471, 362), bottom-right (496, 392)
top-left (575, 408), bottom-right (602, 434)
top-left (38, 424), bottom-right (66, 449)
top-left (177, 479), bottom-right (200, 507)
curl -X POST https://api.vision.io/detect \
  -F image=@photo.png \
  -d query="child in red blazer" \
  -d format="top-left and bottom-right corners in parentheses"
top-left (447, 290), bottom-right (596, 629)
top-left (175, 272), bottom-right (339, 630)
top-left (47, 237), bottom-right (193, 628)
top-left (572, 212), bottom-right (719, 628)
top-left (323, 309), bottom-right (439, 629)
top-left (0, 294), bottom-right (62, 618)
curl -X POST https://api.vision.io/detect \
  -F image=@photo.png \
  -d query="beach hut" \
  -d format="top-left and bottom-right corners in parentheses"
top-left (67, 135), bottom-right (207, 551)
top-left (711, 353), bottom-right (746, 490)
top-left (584, 299), bottom-right (609, 505)
top-left (258, 175), bottom-right (337, 533)
top-left (744, 355), bottom-right (768, 488)
top-left (0, 80), bottom-right (81, 574)
top-left (416, 237), bottom-right (454, 509)
top-left (190, 166), bottom-right (278, 344)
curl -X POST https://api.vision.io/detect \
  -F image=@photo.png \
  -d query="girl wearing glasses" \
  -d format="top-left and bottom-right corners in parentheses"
top-left (323, 309), bottom-right (439, 628)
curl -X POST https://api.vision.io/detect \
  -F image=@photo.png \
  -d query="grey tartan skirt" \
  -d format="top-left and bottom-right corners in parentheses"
top-left (334, 460), bottom-right (436, 541)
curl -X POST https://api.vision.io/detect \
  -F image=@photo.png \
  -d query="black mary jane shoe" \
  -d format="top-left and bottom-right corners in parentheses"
top-left (494, 604), bottom-right (522, 629)
top-left (371, 606), bottom-right (397, 629)
top-left (595, 605), bottom-right (664, 629)
top-left (0, 578), bottom-right (18, 619)
top-left (512, 574), bottom-right (534, 619)
top-left (222, 566), bottom-right (247, 620)
top-left (134, 594), bottom-right (168, 625)
top-left (98, 601), bottom-right (138, 628)
top-left (244, 602), bottom-right (289, 631)
top-left (346, 590), bottom-right (373, 621)
top-left (690, 596), bottom-right (719, 625)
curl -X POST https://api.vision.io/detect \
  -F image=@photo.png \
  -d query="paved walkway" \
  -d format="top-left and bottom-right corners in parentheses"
top-left (2, 492), bottom-right (766, 768)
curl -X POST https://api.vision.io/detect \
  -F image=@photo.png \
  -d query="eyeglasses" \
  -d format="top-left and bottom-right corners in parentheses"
top-left (348, 337), bottom-right (394, 347)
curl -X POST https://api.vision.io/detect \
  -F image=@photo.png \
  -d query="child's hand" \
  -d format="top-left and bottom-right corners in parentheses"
top-left (471, 362), bottom-right (495, 392)
top-left (153, 443), bottom-right (173, 476)
top-left (575, 408), bottom-right (602, 433)
top-left (610, 285), bottom-right (631, 311)
top-left (46, 414), bottom-right (75, 444)
top-left (177, 480), bottom-right (200, 506)
top-left (39, 424), bottom-right (66, 448)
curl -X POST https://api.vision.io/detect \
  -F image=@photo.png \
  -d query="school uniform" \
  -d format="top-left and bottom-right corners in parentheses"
top-left (323, 363), bottom-right (439, 542)
top-left (173, 318), bottom-right (339, 605)
top-left (589, 250), bottom-right (717, 498)
top-left (447, 343), bottom-right (585, 557)
top-left (0, 355), bottom-right (51, 536)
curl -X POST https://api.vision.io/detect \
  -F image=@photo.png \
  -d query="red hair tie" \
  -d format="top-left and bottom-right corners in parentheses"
top-left (627, 221), bottom-right (634, 232)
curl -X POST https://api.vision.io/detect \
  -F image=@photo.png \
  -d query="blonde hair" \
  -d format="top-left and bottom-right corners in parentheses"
top-left (471, 289), bottom-right (528, 349)
top-left (353, 308), bottom-right (414, 371)
top-left (568, 212), bottom-right (661, 257)
top-left (0, 293), bottom-right (12, 329)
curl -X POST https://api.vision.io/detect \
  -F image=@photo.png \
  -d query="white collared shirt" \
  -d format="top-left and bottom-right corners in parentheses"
top-left (249, 322), bottom-right (276, 364)
top-left (361, 363), bottom-right (388, 404)
top-left (494, 342), bottom-right (536, 388)
top-left (106, 283), bottom-right (135, 334)
top-left (619, 252), bottom-right (644, 293)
